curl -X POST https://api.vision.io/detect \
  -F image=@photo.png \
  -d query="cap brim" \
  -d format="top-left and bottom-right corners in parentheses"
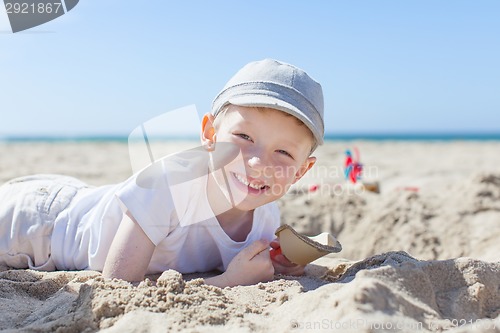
top-left (227, 95), bottom-right (324, 146)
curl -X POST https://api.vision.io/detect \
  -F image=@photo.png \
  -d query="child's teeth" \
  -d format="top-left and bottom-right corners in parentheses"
top-left (236, 174), bottom-right (249, 186)
top-left (236, 174), bottom-right (265, 190)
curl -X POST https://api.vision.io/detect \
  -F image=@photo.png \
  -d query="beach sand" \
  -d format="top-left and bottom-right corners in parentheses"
top-left (0, 141), bottom-right (499, 332)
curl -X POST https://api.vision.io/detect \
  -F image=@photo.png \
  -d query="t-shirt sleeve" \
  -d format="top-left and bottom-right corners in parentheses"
top-left (114, 173), bottom-right (176, 246)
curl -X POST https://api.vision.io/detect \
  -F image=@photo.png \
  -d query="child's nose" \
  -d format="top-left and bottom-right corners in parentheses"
top-left (246, 147), bottom-right (271, 171)
top-left (247, 156), bottom-right (262, 169)
top-left (247, 155), bottom-right (272, 171)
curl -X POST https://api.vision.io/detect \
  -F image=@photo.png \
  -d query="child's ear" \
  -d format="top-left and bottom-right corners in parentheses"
top-left (201, 113), bottom-right (216, 150)
top-left (293, 156), bottom-right (316, 184)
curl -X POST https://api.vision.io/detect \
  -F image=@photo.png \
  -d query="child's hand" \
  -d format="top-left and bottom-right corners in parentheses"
top-left (217, 239), bottom-right (275, 287)
top-left (269, 238), bottom-right (305, 276)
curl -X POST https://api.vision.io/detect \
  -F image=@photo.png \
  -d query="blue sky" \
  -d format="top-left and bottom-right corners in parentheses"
top-left (1, 1), bottom-right (499, 137)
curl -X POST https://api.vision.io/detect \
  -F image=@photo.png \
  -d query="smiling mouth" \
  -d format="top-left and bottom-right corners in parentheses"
top-left (232, 172), bottom-right (269, 191)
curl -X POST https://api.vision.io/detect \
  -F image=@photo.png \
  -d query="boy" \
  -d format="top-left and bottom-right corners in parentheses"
top-left (0, 59), bottom-right (324, 287)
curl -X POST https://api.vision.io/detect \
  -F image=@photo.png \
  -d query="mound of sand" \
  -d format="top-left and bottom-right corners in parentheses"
top-left (1, 252), bottom-right (498, 332)
top-left (281, 172), bottom-right (500, 262)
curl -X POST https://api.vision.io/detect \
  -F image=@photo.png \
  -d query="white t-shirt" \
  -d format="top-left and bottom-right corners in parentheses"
top-left (50, 152), bottom-right (280, 274)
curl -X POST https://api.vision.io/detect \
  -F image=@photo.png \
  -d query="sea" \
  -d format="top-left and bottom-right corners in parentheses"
top-left (1, 132), bottom-right (500, 143)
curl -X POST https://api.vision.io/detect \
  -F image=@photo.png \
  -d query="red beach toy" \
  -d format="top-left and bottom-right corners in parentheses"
top-left (344, 147), bottom-right (363, 183)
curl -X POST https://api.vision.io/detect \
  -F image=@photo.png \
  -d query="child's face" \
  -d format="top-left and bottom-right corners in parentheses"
top-left (202, 105), bottom-right (316, 211)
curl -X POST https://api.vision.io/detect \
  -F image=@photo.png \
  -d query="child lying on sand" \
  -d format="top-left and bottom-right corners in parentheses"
top-left (0, 59), bottom-right (324, 287)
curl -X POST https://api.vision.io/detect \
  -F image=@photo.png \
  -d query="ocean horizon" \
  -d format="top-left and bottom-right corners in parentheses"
top-left (1, 132), bottom-right (500, 142)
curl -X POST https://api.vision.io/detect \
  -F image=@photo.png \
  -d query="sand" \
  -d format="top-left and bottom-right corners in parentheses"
top-left (0, 140), bottom-right (499, 332)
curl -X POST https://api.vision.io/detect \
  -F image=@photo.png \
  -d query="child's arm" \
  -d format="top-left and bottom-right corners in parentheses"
top-left (204, 240), bottom-right (274, 287)
top-left (103, 215), bottom-right (277, 286)
top-left (102, 212), bottom-right (155, 282)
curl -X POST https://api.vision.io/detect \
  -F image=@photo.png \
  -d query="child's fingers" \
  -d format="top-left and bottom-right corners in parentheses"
top-left (270, 238), bottom-right (280, 249)
top-left (272, 257), bottom-right (305, 276)
top-left (272, 253), bottom-right (296, 267)
top-left (278, 264), bottom-right (305, 276)
top-left (242, 239), bottom-right (270, 260)
top-left (255, 247), bottom-right (273, 261)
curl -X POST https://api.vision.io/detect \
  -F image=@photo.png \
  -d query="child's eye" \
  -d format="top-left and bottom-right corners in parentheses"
top-left (277, 149), bottom-right (293, 159)
top-left (236, 133), bottom-right (253, 142)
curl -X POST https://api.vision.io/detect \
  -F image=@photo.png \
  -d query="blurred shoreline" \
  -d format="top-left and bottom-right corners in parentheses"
top-left (2, 131), bottom-right (500, 143)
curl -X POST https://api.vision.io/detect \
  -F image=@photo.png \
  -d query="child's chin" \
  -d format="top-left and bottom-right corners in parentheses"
top-left (232, 201), bottom-right (260, 212)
